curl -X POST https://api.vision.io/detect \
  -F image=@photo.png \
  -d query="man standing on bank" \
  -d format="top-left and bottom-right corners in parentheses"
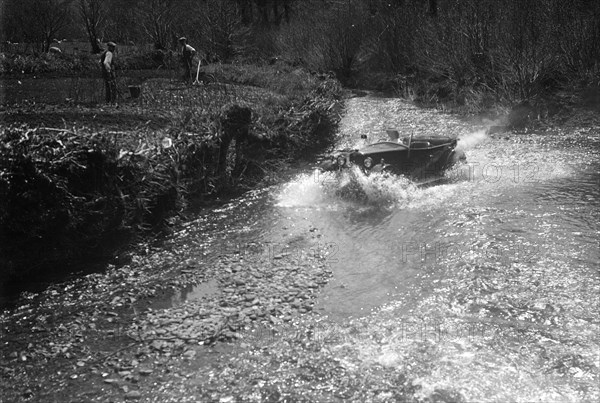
top-left (178, 37), bottom-right (196, 83)
top-left (100, 41), bottom-right (117, 104)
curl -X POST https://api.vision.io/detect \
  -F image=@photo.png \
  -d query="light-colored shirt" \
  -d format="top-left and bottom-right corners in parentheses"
top-left (103, 51), bottom-right (113, 72)
top-left (182, 44), bottom-right (196, 55)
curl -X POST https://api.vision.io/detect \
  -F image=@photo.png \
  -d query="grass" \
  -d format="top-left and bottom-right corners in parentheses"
top-left (0, 64), bottom-right (343, 288)
top-left (0, 49), bottom-right (175, 76)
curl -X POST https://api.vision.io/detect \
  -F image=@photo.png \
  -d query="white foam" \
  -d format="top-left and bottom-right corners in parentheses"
top-left (275, 166), bottom-right (464, 211)
top-left (457, 129), bottom-right (489, 152)
top-left (275, 170), bottom-right (328, 208)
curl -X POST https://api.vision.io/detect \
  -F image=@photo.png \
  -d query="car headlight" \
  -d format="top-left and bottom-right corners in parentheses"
top-left (364, 157), bottom-right (373, 168)
top-left (337, 155), bottom-right (346, 166)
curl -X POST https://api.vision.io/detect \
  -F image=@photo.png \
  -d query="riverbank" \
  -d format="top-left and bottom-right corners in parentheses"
top-left (0, 65), bottom-right (343, 298)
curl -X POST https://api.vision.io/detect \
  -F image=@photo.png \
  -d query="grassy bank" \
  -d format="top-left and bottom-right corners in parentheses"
top-left (0, 50), bottom-right (173, 76)
top-left (0, 65), bottom-right (342, 291)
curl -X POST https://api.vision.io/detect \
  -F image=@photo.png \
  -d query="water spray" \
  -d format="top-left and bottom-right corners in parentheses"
top-left (457, 129), bottom-right (489, 152)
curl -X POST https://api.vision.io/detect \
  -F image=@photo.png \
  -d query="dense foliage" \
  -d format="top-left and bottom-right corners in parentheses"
top-left (0, 127), bottom-right (183, 279)
top-left (273, 0), bottom-right (600, 109)
top-left (0, 66), bottom-right (342, 283)
top-left (2, 0), bottom-right (598, 110)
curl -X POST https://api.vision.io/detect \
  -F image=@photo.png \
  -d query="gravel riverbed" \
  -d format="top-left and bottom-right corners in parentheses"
top-left (0, 212), bottom-right (345, 402)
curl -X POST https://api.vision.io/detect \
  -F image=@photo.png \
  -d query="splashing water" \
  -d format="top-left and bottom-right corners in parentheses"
top-left (203, 93), bottom-right (599, 402)
top-left (330, 166), bottom-right (420, 208)
top-left (457, 129), bottom-right (489, 151)
top-left (276, 166), bottom-right (463, 211)
top-left (275, 170), bottom-right (329, 208)
top-left (272, 94), bottom-right (600, 401)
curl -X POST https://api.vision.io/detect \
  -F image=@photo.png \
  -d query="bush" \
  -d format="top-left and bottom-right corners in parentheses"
top-left (206, 63), bottom-right (343, 157)
top-left (0, 127), bottom-right (195, 279)
top-left (209, 63), bottom-right (325, 98)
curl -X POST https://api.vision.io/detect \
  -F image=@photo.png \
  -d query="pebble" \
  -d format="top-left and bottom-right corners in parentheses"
top-left (124, 390), bottom-right (142, 400)
top-left (151, 340), bottom-right (164, 351)
top-left (129, 239), bottom-right (333, 356)
top-left (104, 378), bottom-right (119, 384)
top-left (183, 350), bottom-right (196, 359)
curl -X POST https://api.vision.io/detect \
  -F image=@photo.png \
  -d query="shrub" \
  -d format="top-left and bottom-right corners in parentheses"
top-left (205, 63), bottom-right (343, 157)
top-left (0, 127), bottom-right (193, 279)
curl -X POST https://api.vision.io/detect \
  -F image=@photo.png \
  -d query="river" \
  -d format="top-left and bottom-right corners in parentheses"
top-left (166, 94), bottom-right (599, 401)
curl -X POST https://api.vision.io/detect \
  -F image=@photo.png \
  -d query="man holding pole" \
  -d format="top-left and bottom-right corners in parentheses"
top-left (178, 37), bottom-right (196, 83)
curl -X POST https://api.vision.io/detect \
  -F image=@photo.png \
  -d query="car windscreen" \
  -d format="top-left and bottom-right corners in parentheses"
top-left (361, 142), bottom-right (408, 152)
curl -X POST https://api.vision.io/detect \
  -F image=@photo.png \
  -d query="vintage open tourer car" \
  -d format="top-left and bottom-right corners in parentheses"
top-left (318, 130), bottom-right (466, 178)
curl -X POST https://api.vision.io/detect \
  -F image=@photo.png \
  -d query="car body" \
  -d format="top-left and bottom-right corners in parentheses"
top-left (318, 130), bottom-right (466, 178)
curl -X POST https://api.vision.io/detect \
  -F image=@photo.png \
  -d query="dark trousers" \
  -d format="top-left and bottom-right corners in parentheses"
top-left (183, 58), bottom-right (193, 82)
top-left (104, 78), bottom-right (117, 103)
top-left (103, 71), bottom-right (117, 103)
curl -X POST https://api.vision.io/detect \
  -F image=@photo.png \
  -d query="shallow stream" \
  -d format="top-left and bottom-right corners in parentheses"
top-left (169, 94), bottom-right (599, 401)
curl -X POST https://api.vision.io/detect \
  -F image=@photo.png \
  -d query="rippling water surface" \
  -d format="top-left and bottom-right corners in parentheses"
top-left (176, 95), bottom-right (598, 401)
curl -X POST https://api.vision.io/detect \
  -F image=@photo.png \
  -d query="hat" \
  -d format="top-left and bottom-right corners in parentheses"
top-left (107, 41), bottom-right (116, 47)
top-left (178, 37), bottom-right (187, 42)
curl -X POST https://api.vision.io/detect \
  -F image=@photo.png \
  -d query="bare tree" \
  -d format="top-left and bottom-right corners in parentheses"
top-left (101, 0), bottom-right (142, 45)
top-left (235, 0), bottom-right (254, 25)
top-left (140, 0), bottom-right (179, 49)
top-left (79, 0), bottom-right (106, 53)
top-left (29, 0), bottom-right (74, 53)
top-left (198, 0), bottom-right (250, 62)
top-left (2, 0), bottom-right (74, 53)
